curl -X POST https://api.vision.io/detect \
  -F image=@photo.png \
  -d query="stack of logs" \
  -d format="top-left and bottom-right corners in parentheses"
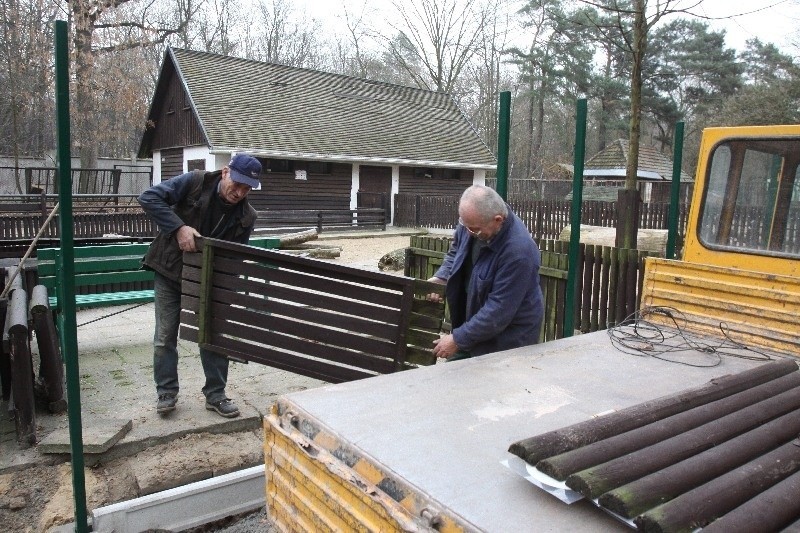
top-left (1, 268), bottom-right (66, 448)
top-left (509, 359), bottom-right (800, 532)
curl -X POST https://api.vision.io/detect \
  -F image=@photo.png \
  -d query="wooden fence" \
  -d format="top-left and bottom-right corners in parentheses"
top-left (404, 235), bottom-right (653, 342)
top-left (0, 212), bottom-right (155, 240)
top-left (179, 238), bottom-right (446, 383)
top-left (255, 207), bottom-right (386, 233)
top-left (394, 194), bottom-right (689, 242)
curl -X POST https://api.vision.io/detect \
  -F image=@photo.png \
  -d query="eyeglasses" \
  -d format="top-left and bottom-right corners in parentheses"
top-left (458, 217), bottom-right (483, 237)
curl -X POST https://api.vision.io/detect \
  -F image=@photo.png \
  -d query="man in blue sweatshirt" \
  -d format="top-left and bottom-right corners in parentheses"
top-left (428, 185), bottom-right (544, 360)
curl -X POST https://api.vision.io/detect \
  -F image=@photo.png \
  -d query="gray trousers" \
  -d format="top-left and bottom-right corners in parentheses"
top-left (153, 272), bottom-right (229, 403)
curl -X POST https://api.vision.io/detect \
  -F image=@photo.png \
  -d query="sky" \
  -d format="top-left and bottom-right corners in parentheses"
top-left (690, 0), bottom-right (800, 52)
top-left (294, 0), bottom-right (800, 55)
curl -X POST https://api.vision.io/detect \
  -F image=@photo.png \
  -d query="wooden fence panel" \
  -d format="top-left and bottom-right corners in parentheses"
top-left (179, 238), bottom-right (445, 383)
top-left (405, 236), bottom-right (653, 343)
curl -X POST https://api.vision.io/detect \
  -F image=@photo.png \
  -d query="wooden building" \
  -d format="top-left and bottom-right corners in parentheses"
top-left (137, 48), bottom-right (496, 223)
top-left (578, 139), bottom-right (694, 203)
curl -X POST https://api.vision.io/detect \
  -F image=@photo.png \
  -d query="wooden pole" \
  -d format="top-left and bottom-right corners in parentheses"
top-left (538, 371), bottom-right (800, 481)
top-left (566, 383), bottom-right (800, 499)
top-left (29, 285), bottom-right (67, 413)
top-left (599, 406), bottom-right (800, 519)
top-left (634, 441), bottom-right (800, 532)
top-left (701, 471), bottom-right (800, 532)
top-left (507, 359), bottom-right (798, 464)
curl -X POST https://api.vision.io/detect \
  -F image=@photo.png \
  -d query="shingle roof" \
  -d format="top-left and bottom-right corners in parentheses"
top-left (585, 139), bottom-right (693, 182)
top-left (143, 48), bottom-right (496, 169)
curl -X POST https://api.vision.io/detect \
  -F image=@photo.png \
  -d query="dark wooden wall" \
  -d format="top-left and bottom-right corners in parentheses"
top-left (150, 68), bottom-right (206, 153)
top-left (249, 162), bottom-right (352, 211)
top-left (160, 148), bottom-right (184, 181)
top-left (397, 167), bottom-right (473, 196)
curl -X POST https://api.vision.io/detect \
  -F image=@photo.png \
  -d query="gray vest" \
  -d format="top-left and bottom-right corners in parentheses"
top-left (142, 170), bottom-right (257, 282)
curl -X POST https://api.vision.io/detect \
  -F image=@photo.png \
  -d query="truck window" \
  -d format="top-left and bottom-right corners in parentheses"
top-left (699, 139), bottom-right (800, 258)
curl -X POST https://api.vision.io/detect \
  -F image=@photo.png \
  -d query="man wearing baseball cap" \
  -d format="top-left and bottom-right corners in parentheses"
top-left (138, 154), bottom-right (261, 418)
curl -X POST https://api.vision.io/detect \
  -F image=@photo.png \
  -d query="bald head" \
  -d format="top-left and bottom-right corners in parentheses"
top-left (459, 185), bottom-right (507, 223)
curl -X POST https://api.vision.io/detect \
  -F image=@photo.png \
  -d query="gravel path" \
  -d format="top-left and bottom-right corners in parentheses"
top-left (315, 235), bottom-right (415, 272)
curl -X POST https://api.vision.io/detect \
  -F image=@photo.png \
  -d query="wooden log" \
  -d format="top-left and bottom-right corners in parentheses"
top-left (700, 470), bottom-right (800, 533)
top-left (29, 285), bottom-right (66, 413)
top-left (278, 228), bottom-right (319, 246)
top-left (634, 440), bottom-right (800, 533)
top-left (783, 517), bottom-right (800, 533)
top-left (507, 359), bottom-right (799, 464)
top-left (7, 287), bottom-right (36, 447)
top-left (597, 405), bottom-right (800, 518)
top-left (538, 370), bottom-right (800, 481)
top-left (277, 247), bottom-right (341, 259)
top-left (559, 224), bottom-right (668, 254)
top-left (565, 383), bottom-right (800, 499)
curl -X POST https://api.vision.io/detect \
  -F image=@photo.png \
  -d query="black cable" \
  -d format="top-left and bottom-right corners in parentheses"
top-left (607, 306), bottom-right (773, 367)
top-left (77, 301), bottom-right (150, 328)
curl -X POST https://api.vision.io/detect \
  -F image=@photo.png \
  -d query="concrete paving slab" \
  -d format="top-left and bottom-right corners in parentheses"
top-left (38, 418), bottom-right (132, 454)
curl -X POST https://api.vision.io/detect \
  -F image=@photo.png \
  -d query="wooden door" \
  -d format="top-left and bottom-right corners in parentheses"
top-left (358, 166), bottom-right (392, 222)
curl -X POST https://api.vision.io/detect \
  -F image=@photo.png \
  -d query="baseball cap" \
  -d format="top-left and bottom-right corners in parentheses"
top-left (228, 154), bottom-right (262, 190)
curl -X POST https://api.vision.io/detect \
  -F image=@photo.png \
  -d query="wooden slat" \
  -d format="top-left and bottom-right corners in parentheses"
top-left (180, 309), bottom-right (396, 375)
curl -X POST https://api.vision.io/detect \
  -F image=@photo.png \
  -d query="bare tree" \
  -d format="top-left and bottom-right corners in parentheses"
top-left (463, 1), bottom-right (514, 154)
top-left (251, 0), bottom-right (324, 68)
top-left (382, 0), bottom-right (488, 94)
top-left (0, 0), bottom-right (58, 191)
top-left (67, 0), bottom-right (197, 189)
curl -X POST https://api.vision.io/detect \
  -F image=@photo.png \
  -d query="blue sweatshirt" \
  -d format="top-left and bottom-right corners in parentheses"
top-left (435, 207), bottom-right (544, 356)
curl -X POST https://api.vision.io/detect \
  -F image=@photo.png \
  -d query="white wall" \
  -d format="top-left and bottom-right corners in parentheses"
top-left (184, 146), bottom-right (215, 174)
top-left (350, 164), bottom-right (360, 210)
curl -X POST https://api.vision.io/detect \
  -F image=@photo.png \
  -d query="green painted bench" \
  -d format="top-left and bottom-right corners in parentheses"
top-left (38, 237), bottom-right (280, 311)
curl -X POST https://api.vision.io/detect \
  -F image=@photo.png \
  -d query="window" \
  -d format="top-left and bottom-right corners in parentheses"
top-left (307, 161), bottom-right (331, 174)
top-left (187, 159), bottom-right (205, 171)
top-left (265, 159), bottom-right (294, 173)
top-left (699, 138), bottom-right (800, 258)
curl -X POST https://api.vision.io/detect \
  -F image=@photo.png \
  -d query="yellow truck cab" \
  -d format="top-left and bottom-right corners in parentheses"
top-left (642, 125), bottom-right (800, 355)
top-left (683, 125), bottom-right (800, 277)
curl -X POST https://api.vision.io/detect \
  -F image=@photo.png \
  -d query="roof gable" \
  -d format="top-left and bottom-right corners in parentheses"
top-left (141, 48), bottom-right (496, 169)
top-left (585, 139), bottom-right (693, 182)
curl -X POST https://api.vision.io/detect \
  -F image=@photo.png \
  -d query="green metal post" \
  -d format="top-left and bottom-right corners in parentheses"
top-left (666, 122), bottom-right (684, 259)
top-left (54, 20), bottom-right (88, 533)
top-left (496, 91), bottom-right (511, 201)
top-left (564, 99), bottom-right (587, 337)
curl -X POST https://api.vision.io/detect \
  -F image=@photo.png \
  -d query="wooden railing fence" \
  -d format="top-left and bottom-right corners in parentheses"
top-left (255, 207), bottom-right (386, 234)
top-left (404, 235), bottom-right (653, 343)
top-left (394, 194), bottom-right (689, 242)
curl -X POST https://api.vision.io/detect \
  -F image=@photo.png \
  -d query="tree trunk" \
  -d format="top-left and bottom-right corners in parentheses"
top-left (621, 0), bottom-right (647, 250)
top-left (71, 0), bottom-right (99, 190)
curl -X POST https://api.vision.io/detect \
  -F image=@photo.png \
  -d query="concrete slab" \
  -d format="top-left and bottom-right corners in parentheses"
top-left (38, 418), bottom-right (133, 454)
top-left (276, 331), bottom-right (788, 532)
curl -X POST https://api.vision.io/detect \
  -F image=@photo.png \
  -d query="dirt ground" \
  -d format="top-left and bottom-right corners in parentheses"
top-left (0, 234), bottom-right (422, 532)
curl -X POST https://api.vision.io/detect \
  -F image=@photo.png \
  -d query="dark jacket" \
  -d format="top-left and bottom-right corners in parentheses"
top-left (138, 170), bottom-right (257, 282)
top-left (434, 207), bottom-right (543, 356)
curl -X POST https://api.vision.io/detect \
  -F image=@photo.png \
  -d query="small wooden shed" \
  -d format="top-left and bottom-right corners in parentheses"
top-left (137, 48), bottom-right (496, 223)
top-left (579, 139), bottom-right (694, 203)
